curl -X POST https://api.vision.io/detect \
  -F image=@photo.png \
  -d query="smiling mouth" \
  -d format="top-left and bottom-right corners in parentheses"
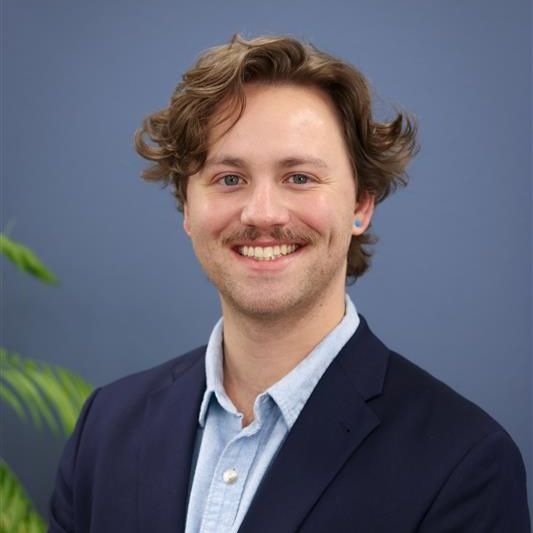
top-left (236, 244), bottom-right (301, 261)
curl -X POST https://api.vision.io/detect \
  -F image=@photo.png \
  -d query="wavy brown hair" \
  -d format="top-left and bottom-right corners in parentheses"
top-left (135, 34), bottom-right (418, 283)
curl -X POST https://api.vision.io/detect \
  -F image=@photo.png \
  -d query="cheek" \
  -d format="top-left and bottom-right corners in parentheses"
top-left (187, 197), bottom-right (237, 240)
top-left (298, 194), bottom-right (353, 235)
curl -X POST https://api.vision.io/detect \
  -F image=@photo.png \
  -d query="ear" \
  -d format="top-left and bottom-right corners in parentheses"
top-left (183, 203), bottom-right (192, 237)
top-left (351, 191), bottom-right (375, 236)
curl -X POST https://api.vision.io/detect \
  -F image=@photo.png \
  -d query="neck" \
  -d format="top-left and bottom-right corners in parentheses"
top-left (219, 285), bottom-right (347, 423)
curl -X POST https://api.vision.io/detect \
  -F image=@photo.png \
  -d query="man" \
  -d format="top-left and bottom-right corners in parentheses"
top-left (48, 34), bottom-right (530, 532)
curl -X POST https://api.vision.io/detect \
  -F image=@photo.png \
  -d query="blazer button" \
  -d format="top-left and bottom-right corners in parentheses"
top-left (223, 468), bottom-right (238, 484)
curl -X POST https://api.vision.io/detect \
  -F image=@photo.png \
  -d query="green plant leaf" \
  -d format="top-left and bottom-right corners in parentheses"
top-left (0, 458), bottom-right (46, 533)
top-left (0, 383), bottom-right (27, 421)
top-left (0, 348), bottom-right (93, 437)
top-left (0, 233), bottom-right (58, 285)
top-left (56, 367), bottom-right (93, 409)
top-left (1, 366), bottom-right (53, 432)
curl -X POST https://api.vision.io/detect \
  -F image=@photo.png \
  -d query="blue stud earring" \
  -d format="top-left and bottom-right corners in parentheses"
top-left (354, 219), bottom-right (362, 228)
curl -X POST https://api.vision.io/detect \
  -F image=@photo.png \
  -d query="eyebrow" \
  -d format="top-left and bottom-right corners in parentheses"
top-left (203, 155), bottom-right (330, 170)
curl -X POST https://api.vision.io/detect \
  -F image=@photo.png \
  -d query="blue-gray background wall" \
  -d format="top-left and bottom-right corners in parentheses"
top-left (2, 0), bottom-right (532, 520)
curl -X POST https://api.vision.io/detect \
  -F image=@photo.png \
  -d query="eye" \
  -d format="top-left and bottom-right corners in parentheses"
top-left (218, 174), bottom-right (242, 186)
top-left (288, 174), bottom-right (312, 185)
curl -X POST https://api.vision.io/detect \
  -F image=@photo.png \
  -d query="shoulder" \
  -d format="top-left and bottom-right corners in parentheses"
top-left (387, 350), bottom-right (499, 426)
top-left (104, 344), bottom-right (205, 390)
top-left (85, 345), bottom-right (206, 421)
top-left (381, 353), bottom-right (531, 530)
top-left (377, 348), bottom-right (517, 460)
top-left (349, 317), bottom-right (506, 442)
top-left (362, 345), bottom-right (530, 523)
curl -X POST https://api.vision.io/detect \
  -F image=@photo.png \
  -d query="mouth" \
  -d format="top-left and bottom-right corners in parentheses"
top-left (233, 243), bottom-right (303, 262)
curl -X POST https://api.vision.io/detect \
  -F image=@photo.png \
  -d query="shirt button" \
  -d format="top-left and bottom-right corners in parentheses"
top-left (223, 468), bottom-right (238, 484)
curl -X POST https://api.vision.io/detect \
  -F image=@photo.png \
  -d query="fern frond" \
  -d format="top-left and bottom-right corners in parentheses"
top-left (0, 348), bottom-right (93, 436)
top-left (0, 233), bottom-right (58, 285)
top-left (0, 458), bottom-right (46, 533)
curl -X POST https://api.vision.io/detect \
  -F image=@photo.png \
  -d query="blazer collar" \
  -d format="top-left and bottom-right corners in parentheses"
top-left (238, 314), bottom-right (389, 533)
top-left (138, 348), bottom-right (207, 533)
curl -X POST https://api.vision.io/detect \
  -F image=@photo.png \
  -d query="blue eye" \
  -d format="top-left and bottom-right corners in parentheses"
top-left (220, 174), bottom-right (241, 186)
top-left (289, 174), bottom-right (310, 184)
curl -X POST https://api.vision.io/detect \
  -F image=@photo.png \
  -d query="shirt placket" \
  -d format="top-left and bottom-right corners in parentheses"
top-left (200, 415), bottom-right (262, 533)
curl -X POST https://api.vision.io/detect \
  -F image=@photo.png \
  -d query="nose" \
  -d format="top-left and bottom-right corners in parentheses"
top-left (240, 180), bottom-right (290, 228)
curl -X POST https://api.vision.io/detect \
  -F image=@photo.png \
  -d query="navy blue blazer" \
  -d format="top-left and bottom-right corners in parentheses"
top-left (48, 315), bottom-right (530, 532)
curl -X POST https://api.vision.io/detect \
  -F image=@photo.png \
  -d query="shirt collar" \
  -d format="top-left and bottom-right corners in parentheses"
top-left (198, 294), bottom-right (360, 428)
top-left (266, 294), bottom-right (359, 428)
top-left (197, 317), bottom-right (228, 427)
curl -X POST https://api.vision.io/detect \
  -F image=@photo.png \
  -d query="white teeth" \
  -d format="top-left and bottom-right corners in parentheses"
top-left (237, 244), bottom-right (299, 261)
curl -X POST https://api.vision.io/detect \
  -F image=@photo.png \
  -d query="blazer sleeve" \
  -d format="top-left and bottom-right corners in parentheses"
top-left (47, 387), bottom-right (102, 533)
top-left (418, 429), bottom-right (531, 532)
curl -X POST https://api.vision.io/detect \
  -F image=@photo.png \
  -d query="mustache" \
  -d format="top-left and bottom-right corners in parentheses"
top-left (222, 227), bottom-right (317, 246)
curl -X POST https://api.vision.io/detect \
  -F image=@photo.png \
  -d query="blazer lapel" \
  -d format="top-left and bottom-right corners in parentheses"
top-left (238, 316), bottom-right (389, 533)
top-left (138, 349), bottom-right (206, 533)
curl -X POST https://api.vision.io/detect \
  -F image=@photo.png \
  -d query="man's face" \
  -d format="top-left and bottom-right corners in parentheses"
top-left (183, 83), bottom-right (374, 319)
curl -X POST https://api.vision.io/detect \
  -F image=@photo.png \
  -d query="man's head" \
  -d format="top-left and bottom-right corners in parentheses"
top-left (135, 34), bottom-right (418, 286)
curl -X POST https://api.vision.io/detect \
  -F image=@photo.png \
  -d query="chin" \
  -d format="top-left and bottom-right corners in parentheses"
top-left (226, 293), bottom-right (293, 318)
top-left (219, 281), bottom-right (323, 321)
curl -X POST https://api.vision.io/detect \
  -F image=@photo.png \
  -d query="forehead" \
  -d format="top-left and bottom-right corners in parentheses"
top-left (205, 83), bottom-right (348, 166)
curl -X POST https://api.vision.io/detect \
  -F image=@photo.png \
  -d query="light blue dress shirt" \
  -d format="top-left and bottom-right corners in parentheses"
top-left (184, 294), bottom-right (360, 533)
